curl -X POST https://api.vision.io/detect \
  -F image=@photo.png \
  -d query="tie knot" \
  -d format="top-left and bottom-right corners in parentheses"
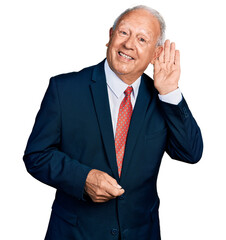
top-left (124, 86), bottom-right (133, 96)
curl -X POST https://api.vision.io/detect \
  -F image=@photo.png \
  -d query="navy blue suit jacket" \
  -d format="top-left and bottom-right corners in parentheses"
top-left (23, 59), bottom-right (203, 240)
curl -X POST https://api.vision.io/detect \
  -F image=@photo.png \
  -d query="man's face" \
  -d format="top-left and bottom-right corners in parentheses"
top-left (106, 9), bottom-right (163, 84)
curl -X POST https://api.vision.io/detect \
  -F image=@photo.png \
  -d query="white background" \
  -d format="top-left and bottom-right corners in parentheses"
top-left (1, 0), bottom-right (226, 239)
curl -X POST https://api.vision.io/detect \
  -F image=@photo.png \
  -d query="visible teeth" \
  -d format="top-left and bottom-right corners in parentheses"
top-left (119, 52), bottom-right (133, 59)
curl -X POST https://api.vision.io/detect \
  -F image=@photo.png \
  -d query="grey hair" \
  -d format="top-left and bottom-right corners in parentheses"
top-left (112, 5), bottom-right (166, 46)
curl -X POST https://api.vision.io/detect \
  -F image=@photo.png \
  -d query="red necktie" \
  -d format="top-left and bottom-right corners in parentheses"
top-left (115, 86), bottom-right (133, 177)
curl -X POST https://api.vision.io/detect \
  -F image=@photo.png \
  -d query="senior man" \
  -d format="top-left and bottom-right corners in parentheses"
top-left (23, 5), bottom-right (203, 240)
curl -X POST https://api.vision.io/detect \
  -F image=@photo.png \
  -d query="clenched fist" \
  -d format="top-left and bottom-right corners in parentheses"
top-left (84, 169), bottom-right (125, 203)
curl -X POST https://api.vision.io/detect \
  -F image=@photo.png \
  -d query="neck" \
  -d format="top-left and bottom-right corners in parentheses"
top-left (105, 59), bottom-right (142, 85)
top-left (115, 72), bottom-right (142, 85)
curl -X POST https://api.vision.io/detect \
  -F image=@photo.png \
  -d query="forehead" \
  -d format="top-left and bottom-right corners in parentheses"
top-left (117, 9), bottom-right (160, 36)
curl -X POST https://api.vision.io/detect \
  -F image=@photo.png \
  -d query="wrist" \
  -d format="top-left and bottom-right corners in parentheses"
top-left (158, 87), bottom-right (178, 95)
top-left (158, 88), bottom-right (182, 105)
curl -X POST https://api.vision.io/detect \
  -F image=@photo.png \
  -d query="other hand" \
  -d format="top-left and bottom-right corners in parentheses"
top-left (84, 169), bottom-right (125, 203)
top-left (154, 39), bottom-right (181, 95)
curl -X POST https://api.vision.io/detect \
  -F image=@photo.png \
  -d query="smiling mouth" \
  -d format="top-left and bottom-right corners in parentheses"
top-left (118, 51), bottom-right (134, 60)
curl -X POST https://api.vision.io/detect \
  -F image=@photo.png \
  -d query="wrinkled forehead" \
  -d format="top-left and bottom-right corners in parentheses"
top-left (116, 9), bottom-right (161, 36)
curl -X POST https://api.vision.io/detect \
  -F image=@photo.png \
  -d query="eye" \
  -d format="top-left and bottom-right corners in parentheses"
top-left (119, 30), bottom-right (128, 36)
top-left (139, 37), bottom-right (146, 43)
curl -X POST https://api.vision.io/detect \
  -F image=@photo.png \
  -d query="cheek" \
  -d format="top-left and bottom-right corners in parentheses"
top-left (144, 46), bottom-right (156, 61)
top-left (110, 36), bottom-right (121, 48)
top-left (137, 47), bottom-right (154, 62)
top-left (107, 41), bottom-right (117, 59)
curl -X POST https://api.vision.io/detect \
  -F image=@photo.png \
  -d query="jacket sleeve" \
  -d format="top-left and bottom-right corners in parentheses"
top-left (159, 97), bottom-right (203, 164)
top-left (23, 77), bottom-right (92, 200)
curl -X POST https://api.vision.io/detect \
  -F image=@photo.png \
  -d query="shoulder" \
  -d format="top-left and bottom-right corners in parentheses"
top-left (50, 64), bottom-right (96, 87)
top-left (46, 61), bottom-right (105, 98)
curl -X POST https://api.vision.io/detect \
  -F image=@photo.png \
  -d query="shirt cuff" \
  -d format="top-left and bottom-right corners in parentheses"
top-left (158, 88), bottom-right (182, 105)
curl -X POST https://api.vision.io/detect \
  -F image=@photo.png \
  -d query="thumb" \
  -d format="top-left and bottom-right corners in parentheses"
top-left (105, 174), bottom-right (123, 189)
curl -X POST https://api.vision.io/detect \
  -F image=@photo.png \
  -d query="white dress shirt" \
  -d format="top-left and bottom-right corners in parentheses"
top-left (104, 59), bottom-right (182, 137)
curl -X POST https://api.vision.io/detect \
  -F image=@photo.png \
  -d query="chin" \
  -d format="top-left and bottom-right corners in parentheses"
top-left (114, 68), bottom-right (131, 77)
top-left (113, 63), bottom-right (133, 74)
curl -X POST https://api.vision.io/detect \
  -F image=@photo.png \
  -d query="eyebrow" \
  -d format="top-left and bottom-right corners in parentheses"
top-left (118, 22), bottom-right (153, 39)
top-left (138, 30), bottom-right (152, 39)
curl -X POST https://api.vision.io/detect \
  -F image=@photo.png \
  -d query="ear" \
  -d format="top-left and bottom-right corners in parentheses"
top-left (106, 27), bottom-right (114, 47)
top-left (150, 46), bottom-right (163, 64)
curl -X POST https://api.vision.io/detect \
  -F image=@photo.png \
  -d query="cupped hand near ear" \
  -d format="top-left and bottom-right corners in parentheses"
top-left (154, 39), bottom-right (181, 95)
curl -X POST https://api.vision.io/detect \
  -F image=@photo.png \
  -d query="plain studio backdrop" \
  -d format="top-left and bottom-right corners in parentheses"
top-left (1, 0), bottom-right (225, 239)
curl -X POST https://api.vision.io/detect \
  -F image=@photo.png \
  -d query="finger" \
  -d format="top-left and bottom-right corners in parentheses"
top-left (93, 199), bottom-right (109, 203)
top-left (175, 50), bottom-right (180, 66)
top-left (164, 40), bottom-right (170, 63)
top-left (169, 42), bottom-right (175, 63)
top-left (101, 186), bottom-right (124, 199)
top-left (104, 173), bottom-right (122, 189)
top-left (91, 193), bottom-right (115, 203)
top-left (110, 188), bottom-right (125, 197)
top-left (89, 182), bottom-right (118, 200)
top-left (97, 189), bottom-right (116, 199)
top-left (92, 195), bottom-right (116, 203)
top-left (154, 59), bottom-right (160, 74)
top-left (158, 46), bottom-right (164, 63)
top-left (104, 182), bottom-right (125, 197)
top-left (97, 173), bottom-right (125, 197)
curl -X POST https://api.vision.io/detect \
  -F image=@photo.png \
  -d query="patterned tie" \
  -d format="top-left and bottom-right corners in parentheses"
top-left (115, 86), bottom-right (133, 177)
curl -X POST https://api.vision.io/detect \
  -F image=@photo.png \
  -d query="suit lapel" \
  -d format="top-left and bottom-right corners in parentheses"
top-left (90, 60), bottom-right (119, 181)
top-left (90, 61), bottom-right (153, 182)
top-left (119, 75), bottom-right (152, 183)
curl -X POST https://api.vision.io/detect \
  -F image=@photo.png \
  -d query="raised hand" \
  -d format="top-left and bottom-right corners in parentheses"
top-left (154, 39), bottom-right (181, 95)
top-left (84, 169), bottom-right (125, 203)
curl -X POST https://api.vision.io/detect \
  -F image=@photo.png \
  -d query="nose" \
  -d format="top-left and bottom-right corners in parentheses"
top-left (124, 35), bottom-right (135, 50)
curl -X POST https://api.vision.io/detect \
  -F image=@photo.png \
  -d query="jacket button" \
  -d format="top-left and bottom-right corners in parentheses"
top-left (111, 228), bottom-right (119, 236)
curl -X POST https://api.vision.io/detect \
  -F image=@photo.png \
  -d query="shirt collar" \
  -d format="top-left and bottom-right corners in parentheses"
top-left (104, 59), bottom-right (141, 99)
